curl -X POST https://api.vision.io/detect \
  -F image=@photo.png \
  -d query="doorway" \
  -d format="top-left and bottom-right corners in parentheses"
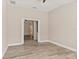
top-left (24, 20), bottom-right (38, 42)
top-left (21, 18), bottom-right (40, 44)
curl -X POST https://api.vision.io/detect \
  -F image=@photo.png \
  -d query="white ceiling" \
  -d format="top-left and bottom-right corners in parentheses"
top-left (8, 0), bottom-right (76, 12)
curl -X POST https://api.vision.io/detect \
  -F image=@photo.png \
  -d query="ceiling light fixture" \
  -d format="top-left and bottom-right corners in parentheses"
top-left (35, 0), bottom-right (46, 4)
top-left (32, 0), bottom-right (46, 9)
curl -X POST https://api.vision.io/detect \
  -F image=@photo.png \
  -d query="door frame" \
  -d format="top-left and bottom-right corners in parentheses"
top-left (21, 17), bottom-right (40, 44)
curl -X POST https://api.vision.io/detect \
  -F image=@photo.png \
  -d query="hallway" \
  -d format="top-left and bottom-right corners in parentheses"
top-left (3, 37), bottom-right (76, 59)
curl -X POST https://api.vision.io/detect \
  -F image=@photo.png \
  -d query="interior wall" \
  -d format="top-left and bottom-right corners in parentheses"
top-left (2, 0), bottom-right (8, 57)
top-left (48, 2), bottom-right (77, 50)
top-left (7, 6), bottom-right (48, 45)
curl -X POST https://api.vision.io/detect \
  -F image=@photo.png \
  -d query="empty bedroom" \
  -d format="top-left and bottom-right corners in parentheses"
top-left (2, 0), bottom-right (77, 59)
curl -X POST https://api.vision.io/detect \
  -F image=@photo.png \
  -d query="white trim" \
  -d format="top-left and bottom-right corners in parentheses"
top-left (38, 40), bottom-right (76, 52)
top-left (48, 40), bottom-right (77, 52)
top-left (38, 40), bottom-right (48, 42)
top-left (22, 17), bottom-right (40, 44)
top-left (8, 42), bottom-right (24, 46)
top-left (2, 46), bottom-right (8, 57)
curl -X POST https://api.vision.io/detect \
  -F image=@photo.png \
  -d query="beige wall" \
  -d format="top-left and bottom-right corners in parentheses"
top-left (2, 0), bottom-right (8, 57)
top-left (7, 6), bottom-right (48, 44)
top-left (48, 2), bottom-right (77, 50)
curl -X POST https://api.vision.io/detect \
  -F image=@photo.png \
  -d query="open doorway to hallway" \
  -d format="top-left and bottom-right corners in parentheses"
top-left (24, 20), bottom-right (38, 43)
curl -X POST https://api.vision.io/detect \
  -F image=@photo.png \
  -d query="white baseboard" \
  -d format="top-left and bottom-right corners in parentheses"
top-left (48, 40), bottom-right (77, 52)
top-left (2, 46), bottom-right (8, 57)
top-left (38, 40), bottom-right (48, 42)
top-left (8, 40), bottom-right (76, 52)
top-left (8, 42), bottom-right (24, 46)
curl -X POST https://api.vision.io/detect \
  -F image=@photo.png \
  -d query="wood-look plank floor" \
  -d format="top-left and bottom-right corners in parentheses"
top-left (3, 38), bottom-right (76, 59)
